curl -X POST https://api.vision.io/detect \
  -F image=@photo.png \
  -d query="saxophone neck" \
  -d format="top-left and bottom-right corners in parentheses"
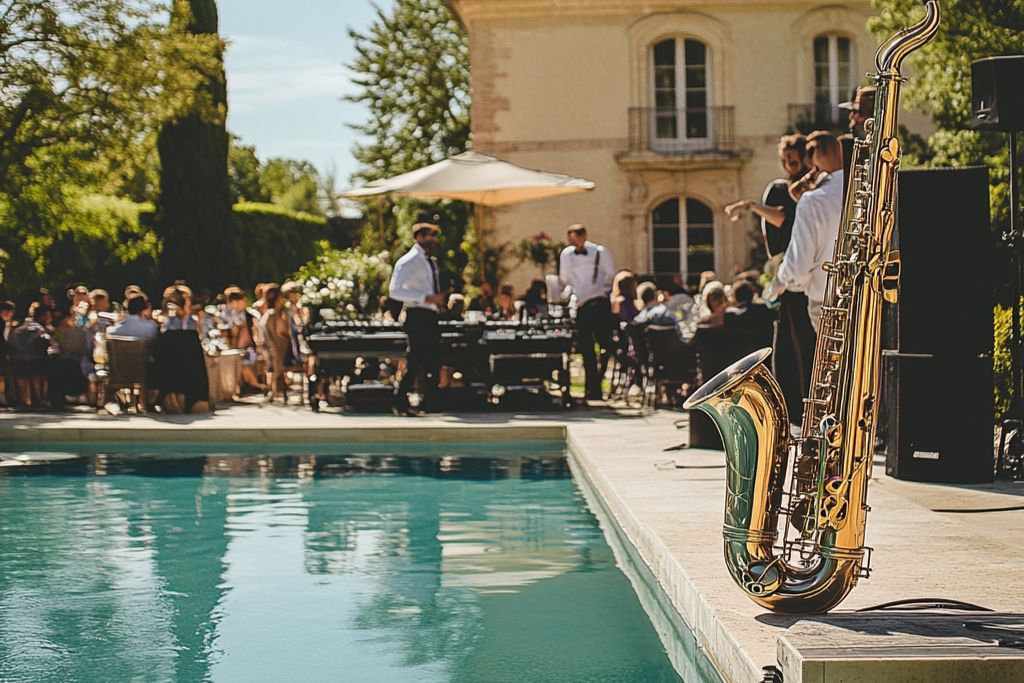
top-left (875, 1), bottom-right (941, 75)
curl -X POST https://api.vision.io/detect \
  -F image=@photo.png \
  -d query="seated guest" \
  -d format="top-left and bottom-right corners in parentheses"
top-left (699, 282), bottom-right (728, 328)
top-left (67, 285), bottom-right (90, 322)
top-left (0, 299), bottom-right (14, 347)
top-left (611, 270), bottom-right (640, 323)
top-left (123, 284), bottom-right (145, 309)
top-left (87, 289), bottom-right (116, 334)
top-left (633, 282), bottom-right (679, 330)
top-left (191, 289), bottom-right (215, 336)
top-left (222, 287), bottom-right (263, 393)
top-left (54, 297), bottom-right (91, 401)
top-left (443, 293), bottom-right (466, 321)
top-left (253, 283), bottom-right (269, 316)
top-left (161, 287), bottom-right (198, 332)
top-left (0, 300), bottom-right (14, 406)
top-left (260, 284), bottom-right (290, 403)
top-left (35, 287), bottom-right (55, 310)
top-left (697, 271), bottom-right (718, 298)
top-left (496, 284), bottom-right (517, 320)
top-left (9, 303), bottom-right (56, 408)
top-left (108, 295), bottom-right (158, 342)
top-left (663, 273), bottom-right (694, 317)
top-left (468, 282), bottom-right (496, 317)
top-left (725, 280), bottom-right (776, 351)
top-left (523, 279), bottom-right (547, 318)
top-left (282, 281), bottom-right (306, 366)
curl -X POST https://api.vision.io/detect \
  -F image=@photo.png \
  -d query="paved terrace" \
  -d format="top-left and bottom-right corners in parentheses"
top-left (2, 405), bottom-right (1022, 682)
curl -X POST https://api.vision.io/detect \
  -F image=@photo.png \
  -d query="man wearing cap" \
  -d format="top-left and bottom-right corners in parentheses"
top-left (389, 210), bottom-right (446, 415)
top-left (839, 86), bottom-right (875, 196)
top-left (840, 86), bottom-right (876, 140)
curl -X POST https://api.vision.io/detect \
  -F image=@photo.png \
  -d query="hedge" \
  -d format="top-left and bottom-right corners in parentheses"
top-left (0, 197), bottom-right (327, 300)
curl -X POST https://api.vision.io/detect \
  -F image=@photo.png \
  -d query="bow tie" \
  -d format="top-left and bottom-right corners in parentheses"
top-left (573, 248), bottom-right (588, 256)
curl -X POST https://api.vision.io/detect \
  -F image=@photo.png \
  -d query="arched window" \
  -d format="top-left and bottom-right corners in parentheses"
top-left (813, 34), bottom-right (854, 122)
top-left (651, 38), bottom-right (709, 149)
top-left (651, 197), bottom-right (715, 280)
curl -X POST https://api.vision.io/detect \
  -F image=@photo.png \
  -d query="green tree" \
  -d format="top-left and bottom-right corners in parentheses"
top-left (871, 0), bottom-right (1024, 241)
top-left (0, 0), bottom-right (216, 290)
top-left (346, 0), bottom-right (469, 183)
top-left (156, 0), bottom-right (235, 289)
top-left (228, 136), bottom-right (270, 203)
top-left (345, 0), bottom-right (472, 280)
top-left (259, 157), bottom-right (324, 214)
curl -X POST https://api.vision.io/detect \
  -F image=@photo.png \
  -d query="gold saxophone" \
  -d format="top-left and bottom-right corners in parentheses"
top-left (683, 1), bottom-right (940, 614)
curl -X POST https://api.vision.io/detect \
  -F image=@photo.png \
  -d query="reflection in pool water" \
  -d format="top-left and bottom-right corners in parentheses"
top-left (0, 449), bottom-right (690, 682)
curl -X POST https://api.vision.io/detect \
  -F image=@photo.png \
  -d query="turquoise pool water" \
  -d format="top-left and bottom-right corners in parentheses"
top-left (0, 444), bottom-right (696, 682)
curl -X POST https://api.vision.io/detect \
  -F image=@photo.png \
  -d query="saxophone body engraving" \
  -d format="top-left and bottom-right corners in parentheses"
top-left (683, 1), bottom-right (941, 613)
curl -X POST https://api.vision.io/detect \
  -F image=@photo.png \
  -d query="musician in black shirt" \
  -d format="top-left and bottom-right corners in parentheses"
top-left (724, 134), bottom-right (816, 424)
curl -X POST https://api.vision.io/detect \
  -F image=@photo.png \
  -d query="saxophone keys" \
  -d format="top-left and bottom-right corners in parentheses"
top-left (882, 250), bottom-right (901, 304)
top-left (879, 137), bottom-right (901, 163)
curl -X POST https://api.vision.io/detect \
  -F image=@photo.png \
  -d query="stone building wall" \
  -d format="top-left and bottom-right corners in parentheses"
top-left (450, 1), bottom-right (903, 289)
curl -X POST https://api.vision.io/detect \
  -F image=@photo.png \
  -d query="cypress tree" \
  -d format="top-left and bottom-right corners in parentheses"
top-left (156, 0), bottom-right (234, 289)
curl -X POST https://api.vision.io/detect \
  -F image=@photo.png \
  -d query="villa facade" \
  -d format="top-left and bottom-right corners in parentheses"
top-left (449, 0), bottom-right (891, 288)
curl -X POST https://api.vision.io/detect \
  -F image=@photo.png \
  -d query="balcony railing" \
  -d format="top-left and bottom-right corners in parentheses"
top-left (787, 103), bottom-right (843, 134)
top-left (628, 106), bottom-right (735, 155)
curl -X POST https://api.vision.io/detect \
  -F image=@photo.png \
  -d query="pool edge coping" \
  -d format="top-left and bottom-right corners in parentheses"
top-left (0, 424), bottom-right (567, 444)
top-left (565, 426), bottom-right (759, 683)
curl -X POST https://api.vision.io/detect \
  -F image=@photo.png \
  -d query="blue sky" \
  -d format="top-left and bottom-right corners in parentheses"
top-left (218, 0), bottom-right (393, 190)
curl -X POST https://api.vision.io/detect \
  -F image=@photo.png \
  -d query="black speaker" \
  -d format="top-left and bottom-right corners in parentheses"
top-left (971, 56), bottom-right (1024, 132)
top-left (884, 352), bottom-right (993, 483)
top-left (885, 167), bottom-right (991, 355)
top-left (881, 167), bottom-right (994, 483)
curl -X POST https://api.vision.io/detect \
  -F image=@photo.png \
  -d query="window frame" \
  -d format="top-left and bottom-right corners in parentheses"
top-left (650, 196), bottom-right (716, 280)
top-left (648, 37), bottom-right (713, 151)
top-left (812, 33), bottom-right (855, 123)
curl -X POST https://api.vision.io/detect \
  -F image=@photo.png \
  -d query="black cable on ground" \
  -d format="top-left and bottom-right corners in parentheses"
top-left (931, 504), bottom-right (1024, 513)
top-left (856, 597), bottom-right (993, 612)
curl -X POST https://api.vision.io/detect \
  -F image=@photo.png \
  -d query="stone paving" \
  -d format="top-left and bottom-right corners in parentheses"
top-left (2, 403), bottom-right (1022, 682)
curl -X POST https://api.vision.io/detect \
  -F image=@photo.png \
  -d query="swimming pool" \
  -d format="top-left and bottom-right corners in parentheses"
top-left (0, 444), bottom-right (715, 682)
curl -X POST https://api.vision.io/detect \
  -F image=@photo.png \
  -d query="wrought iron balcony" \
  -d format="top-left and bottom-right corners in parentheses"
top-left (787, 103), bottom-right (843, 134)
top-left (627, 106), bottom-right (736, 155)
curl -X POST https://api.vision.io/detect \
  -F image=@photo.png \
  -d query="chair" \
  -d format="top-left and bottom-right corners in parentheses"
top-left (687, 325), bottom-right (755, 449)
top-left (105, 336), bottom-right (151, 413)
top-left (152, 330), bottom-right (210, 412)
top-left (610, 323), bottom-right (649, 407)
top-left (645, 326), bottom-right (698, 409)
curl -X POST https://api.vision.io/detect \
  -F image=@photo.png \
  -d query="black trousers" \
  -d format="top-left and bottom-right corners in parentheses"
top-left (576, 297), bottom-right (614, 397)
top-left (773, 290), bottom-right (816, 424)
top-left (398, 308), bottom-right (440, 407)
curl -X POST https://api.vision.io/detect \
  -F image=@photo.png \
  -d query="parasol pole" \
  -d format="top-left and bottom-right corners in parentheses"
top-left (475, 204), bottom-right (485, 285)
top-left (377, 197), bottom-right (389, 245)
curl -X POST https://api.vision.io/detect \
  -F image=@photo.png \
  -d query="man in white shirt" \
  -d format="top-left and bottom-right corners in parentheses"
top-left (766, 131), bottom-right (845, 333)
top-left (558, 224), bottom-right (616, 400)
top-left (389, 210), bottom-right (446, 414)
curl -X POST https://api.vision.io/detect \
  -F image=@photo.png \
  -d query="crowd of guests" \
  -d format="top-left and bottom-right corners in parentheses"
top-left (0, 281), bottom-right (310, 411)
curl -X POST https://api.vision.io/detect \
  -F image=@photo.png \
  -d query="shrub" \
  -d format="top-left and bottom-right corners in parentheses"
top-left (228, 202), bottom-right (326, 287)
top-left (995, 303), bottom-right (1012, 423)
top-left (34, 194), bottom-right (160, 296)
top-left (0, 197), bottom-right (329, 300)
top-left (292, 247), bottom-right (392, 317)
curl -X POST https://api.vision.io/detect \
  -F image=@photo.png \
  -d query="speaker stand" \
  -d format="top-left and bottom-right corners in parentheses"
top-left (997, 130), bottom-right (1024, 480)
